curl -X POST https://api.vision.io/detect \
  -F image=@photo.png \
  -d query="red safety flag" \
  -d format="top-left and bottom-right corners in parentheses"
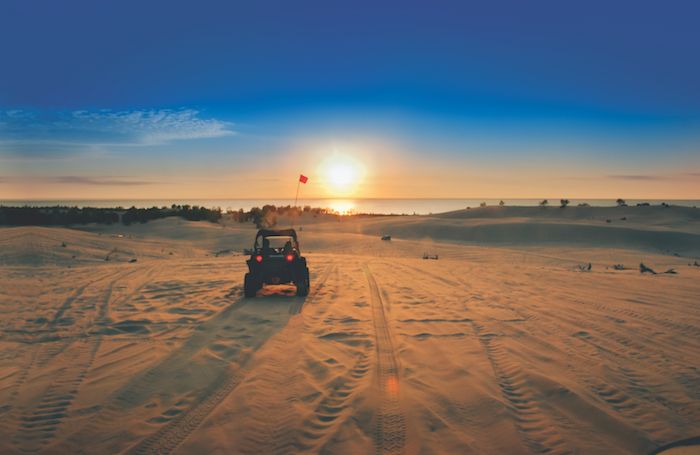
top-left (299, 174), bottom-right (308, 184)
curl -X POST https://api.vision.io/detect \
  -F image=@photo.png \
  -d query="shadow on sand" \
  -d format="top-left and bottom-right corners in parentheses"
top-left (61, 292), bottom-right (300, 453)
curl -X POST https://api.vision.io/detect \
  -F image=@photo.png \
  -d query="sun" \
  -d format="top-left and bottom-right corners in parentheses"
top-left (328, 162), bottom-right (356, 188)
top-left (319, 153), bottom-right (364, 196)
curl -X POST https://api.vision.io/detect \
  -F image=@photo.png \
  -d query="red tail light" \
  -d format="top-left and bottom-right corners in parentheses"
top-left (285, 254), bottom-right (294, 262)
top-left (255, 255), bottom-right (263, 263)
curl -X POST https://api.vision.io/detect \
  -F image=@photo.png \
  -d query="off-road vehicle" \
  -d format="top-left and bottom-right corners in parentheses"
top-left (244, 229), bottom-right (310, 297)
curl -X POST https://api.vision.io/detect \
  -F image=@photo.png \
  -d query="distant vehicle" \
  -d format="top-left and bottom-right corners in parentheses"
top-left (244, 229), bottom-right (310, 297)
top-left (381, 235), bottom-right (391, 241)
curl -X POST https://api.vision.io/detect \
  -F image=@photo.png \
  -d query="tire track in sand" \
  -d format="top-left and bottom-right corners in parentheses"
top-left (297, 262), bottom-right (371, 452)
top-left (49, 270), bottom-right (116, 328)
top-left (9, 339), bottom-right (101, 453)
top-left (298, 351), bottom-right (371, 451)
top-left (364, 265), bottom-right (406, 455)
top-left (130, 364), bottom-right (251, 455)
top-left (455, 266), bottom-right (690, 448)
top-left (12, 340), bottom-right (100, 453)
top-left (235, 321), bottom-right (305, 455)
top-left (9, 269), bottom-right (130, 453)
top-left (130, 261), bottom-right (337, 455)
top-left (0, 347), bottom-right (38, 441)
top-left (289, 261), bottom-right (337, 315)
top-left (391, 261), bottom-right (569, 454)
top-left (55, 281), bottom-right (248, 454)
top-left (470, 321), bottom-right (571, 454)
top-left (235, 261), bottom-right (337, 455)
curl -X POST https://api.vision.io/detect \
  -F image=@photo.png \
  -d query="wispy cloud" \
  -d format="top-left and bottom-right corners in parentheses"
top-left (3, 109), bottom-right (36, 120)
top-left (68, 109), bottom-right (235, 144)
top-left (49, 176), bottom-right (157, 186)
top-left (607, 174), bottom-right (664, 181)
top-left (0, 175), bottom-right (156, 186)
top-left (606, 172), bottom-right (700, 181)
top-left (0, 108), bottom-right (236, 158)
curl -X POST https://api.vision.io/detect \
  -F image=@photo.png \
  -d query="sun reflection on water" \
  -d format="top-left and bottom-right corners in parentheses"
top-left (327, 200), bottom-right (355, 215)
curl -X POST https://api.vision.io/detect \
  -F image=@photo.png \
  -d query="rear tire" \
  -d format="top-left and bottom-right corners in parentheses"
top-left (244, 273), bottom-right (258, 298)
top-left (296, 267), bottom-right (310, 297)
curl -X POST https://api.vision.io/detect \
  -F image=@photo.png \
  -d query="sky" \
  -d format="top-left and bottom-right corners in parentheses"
top-left (1, 0), bottom-right (699, 200)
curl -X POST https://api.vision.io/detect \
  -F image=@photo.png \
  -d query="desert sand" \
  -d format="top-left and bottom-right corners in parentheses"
top-left (1, 206), bottom-right (699, 454)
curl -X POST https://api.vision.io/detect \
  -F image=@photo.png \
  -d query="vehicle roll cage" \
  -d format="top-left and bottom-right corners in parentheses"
top-left (253, 229), bottom-right (300, 251)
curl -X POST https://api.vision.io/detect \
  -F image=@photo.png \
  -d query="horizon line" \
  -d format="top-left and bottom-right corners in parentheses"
top-left (2, 197), bottom-right (700, 202)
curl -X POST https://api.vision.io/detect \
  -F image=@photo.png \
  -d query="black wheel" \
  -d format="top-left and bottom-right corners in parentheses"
top-left (296, 267), bottom-right (310, 297)
top-left (244, 273), bottom-right (258, 298)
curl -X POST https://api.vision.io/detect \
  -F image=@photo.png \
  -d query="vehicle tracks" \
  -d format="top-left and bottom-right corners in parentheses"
top-left (129, 261), bottom-right (338, 455)
top-left (12, 339), bottom-right (100, 453)
top-left (390, 261), bottom-right (572, 453)
top-left (404, 259), bottom-right (694, 450)
top-left (55, 287), bottom-right (248, 454)
top-left (130, 363), bottom-right (251, 455)
top-left (471, 321), bottom-right (571, 454)
top-left (289, 262), bottom-right (337, 315)
top-left (49, 270), bottom-right (116, 329)
top-left (364, 265), bottom-right (406, 455)
top-left (236, 320), bottom-right (305, 455)
top-left (299, 351), bottom-right (371, 451)
top-left (5, 268), bottom-right (135, 453)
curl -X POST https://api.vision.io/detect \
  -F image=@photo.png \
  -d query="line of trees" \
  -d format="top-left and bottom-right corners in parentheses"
top-left (0, 206), bottom-right (121, 226)
top-left (122, 204), bottom-right (222, 225)
top-left (226, 204), bottom-right (330, 228)
top-left (0, 204), bottom-right (338, 227)
top-left (0, 205), bottom-right (222, 226)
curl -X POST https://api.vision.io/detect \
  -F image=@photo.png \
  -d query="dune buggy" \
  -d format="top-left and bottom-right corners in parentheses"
top-left (244, 229), bottom-right (310, 297)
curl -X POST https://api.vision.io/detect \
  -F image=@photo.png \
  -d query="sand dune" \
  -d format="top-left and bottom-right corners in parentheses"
top-left (1, 210), bottom-right (699, 454)
top-left (343, 206), bottom-right (700, 256)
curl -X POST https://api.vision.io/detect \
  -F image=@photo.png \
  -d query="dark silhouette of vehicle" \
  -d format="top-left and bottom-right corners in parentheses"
top-left (244, 229), bottom-right (310, 297)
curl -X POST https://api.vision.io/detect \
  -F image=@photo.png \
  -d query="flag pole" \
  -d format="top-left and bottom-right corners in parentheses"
top-left (292, 178), bottom-right (301, 229)
top-left (294, 179), bottom-right (301, 209)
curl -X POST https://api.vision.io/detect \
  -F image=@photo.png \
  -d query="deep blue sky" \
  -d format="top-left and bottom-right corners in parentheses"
top-left (1, 0), bottom-right (699, 198)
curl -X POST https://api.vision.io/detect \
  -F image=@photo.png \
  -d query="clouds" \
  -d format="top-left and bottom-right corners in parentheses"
top-left (0, 108), bottom-right (235, 158)
top-left (0, 175), bottom-right (156, 186)
top-left (68, 109), bottom-right (234, 144)
top-left (3, 109), bottom-right (36, 120)
top-left (606, 173), bottom-right (700, 181)
top-left (607, 174), bottom-right (662, 181)
top-left (45, 176), bottom-right (156, 186)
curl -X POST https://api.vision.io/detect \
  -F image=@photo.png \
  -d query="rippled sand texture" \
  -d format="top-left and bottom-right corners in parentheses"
top-left (1, 209), bottom-right (699, 454)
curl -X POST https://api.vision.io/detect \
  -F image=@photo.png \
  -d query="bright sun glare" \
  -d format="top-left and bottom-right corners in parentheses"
top-left (319, 153), bottom-right (364, 196)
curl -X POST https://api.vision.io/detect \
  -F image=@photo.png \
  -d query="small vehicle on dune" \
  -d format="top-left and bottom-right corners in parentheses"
top-left (244, 229), bottom-right (310, 297)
